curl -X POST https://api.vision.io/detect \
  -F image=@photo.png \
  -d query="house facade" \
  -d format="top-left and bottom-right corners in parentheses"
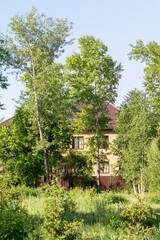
top-left (0, 103), bottom-right (125, 189)
top-left (66, 102), bottom-right (125, 189)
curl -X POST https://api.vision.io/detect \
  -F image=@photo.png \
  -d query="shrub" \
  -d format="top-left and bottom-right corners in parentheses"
top-left (1, 185), bottom-right (42, 210)
top-left (121, 225), bottom-right (160, 240)
top-left (41, 182), bottom-right (81, 239)
top-left (121, 203), bottom-right (158, 228)
top-left (0, 204), bottom-right (38, 240)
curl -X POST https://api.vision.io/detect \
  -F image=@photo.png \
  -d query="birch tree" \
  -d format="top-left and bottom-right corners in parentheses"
top-left (5, 7), bottom-right (73, 183)
top-left (129, 40), bottom-right (160, 118)
top-left (0, 36), bottom-right (11, 109)
top-left (113, 89), bottom-right (157, 196)
top-left (65, 36), bottom-right (122, 189)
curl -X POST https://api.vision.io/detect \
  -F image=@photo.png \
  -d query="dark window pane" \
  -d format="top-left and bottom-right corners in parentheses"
top-left (78, 137), bottom-right (84, 149)
top-left (74, 138), bottom-right (79, 149)
top-left (72, 137), bottom-right (84, 149)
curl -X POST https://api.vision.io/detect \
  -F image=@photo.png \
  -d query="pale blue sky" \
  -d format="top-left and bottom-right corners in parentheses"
top-left (1, 0), bottom-right (160, 120)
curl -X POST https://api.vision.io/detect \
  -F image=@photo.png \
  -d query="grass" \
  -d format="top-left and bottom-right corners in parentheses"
top-left (21, 187), bottom-right (160, 239)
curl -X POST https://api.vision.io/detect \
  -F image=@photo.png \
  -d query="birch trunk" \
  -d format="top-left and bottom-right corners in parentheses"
top-left (95, 112), bottom-right (101, 190)
top-left (32, 65), bottom-right (50, 184)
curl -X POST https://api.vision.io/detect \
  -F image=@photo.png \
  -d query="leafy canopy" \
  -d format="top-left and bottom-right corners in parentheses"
top-left (113, 89), bottom-right (157, 186)
top-left (129, 40), bottom-right (160, 117)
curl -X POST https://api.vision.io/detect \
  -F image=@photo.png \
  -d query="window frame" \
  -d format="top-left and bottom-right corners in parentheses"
top-left (72, 136), bottom-right (84, 149)
top-left (100, 162), bottom-right (109, 173)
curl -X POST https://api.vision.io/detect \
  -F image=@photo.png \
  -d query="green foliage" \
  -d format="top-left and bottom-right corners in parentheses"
top-left (36, 63), bottom-right (72, 166)
top-left (68, 188), bottom-right (126, 227)
top-left (121, 203), bottom-right (158, 228)
top-left (120, 225), bottom-right (160, 240)
top-left (4, 7), bottom-right (73, 183)
top-left (66, 35), bottom-right (122, 189)
top-left (7, 7), bottom-right (73, 71)
top-left (120, 203), bottom-right (160, 240)
top-left (0, 35), bottom-right (11, 109)
top-left (0, 107), bottom-right (44, 187)
top-left (1, 185), bottom-right (41, 210)
top-left (64, 151), bottom-right (94, 188)
top-left (129, 40), bottom-right (160, 118)
top-left (144, 193), bottom-right (160, 208)
top-left (0, 204), bottom-right (38, 240)
top-left (1, 183), bottom-right (82, 239)
top-left (104, 192), bottom-right (128, 204)
top-left (113, 89), bottom-right (157, 188)
top-left (40, 183), bottom-right (81, 239)
top-left (146, 138), bottom-right (160, 192)
top-left (21, 187), bottom-right (160, 240)
top-left (66, 35), bottom-right (122, 104)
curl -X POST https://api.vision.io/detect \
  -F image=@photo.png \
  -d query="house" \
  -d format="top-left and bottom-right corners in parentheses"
top-left (0, 117), bottom-right (13, 127)
top-left (64, 102), bottom-right (125, 189)
top-left (0, 103), bottom-right (125, 189)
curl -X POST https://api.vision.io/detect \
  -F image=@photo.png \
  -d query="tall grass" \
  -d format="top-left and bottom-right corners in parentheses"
top-left (22, 187), bottom-right (160, 239)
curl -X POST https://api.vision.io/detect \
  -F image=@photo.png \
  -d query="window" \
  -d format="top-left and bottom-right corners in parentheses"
top-left (72, 137), bottom-right (84, 149)
top-left (100, 162), bottom-right (109, 173)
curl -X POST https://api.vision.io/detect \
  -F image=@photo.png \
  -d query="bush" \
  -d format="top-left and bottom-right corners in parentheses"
top-left (0, 204), bottom-right (38, 240)
top-left (1, 185), bottom-right (42, 210)
top-left (41, 182), bottom-right (81, 239)
top-left (121, 203), bottom-right (158, 228)
top-left (120, 225), bottom-right (160, 240)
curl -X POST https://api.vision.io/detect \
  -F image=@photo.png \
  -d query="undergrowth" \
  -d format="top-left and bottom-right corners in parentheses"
top-left (1, 185), bottom-right (160, 239)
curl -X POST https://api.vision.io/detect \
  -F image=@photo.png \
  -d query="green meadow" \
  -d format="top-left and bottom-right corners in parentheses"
top-left (1, 184), bottom-right (159, 239)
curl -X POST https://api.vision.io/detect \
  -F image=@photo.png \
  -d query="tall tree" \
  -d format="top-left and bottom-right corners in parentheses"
top-left (129, 40), bottom-right (160, 118)
top-left (146, 138), bottom-right (160, 192)
top-left (65, 35), bottom-right (122, 189)
top-left (5, 7), bottom-right (73, 183)
top-left (0, 36), bottom-right (11, 109)
top-left (0, 105), bottom-right (43, 187)
top-left (113, 89), bottom-right (157, 195)
top-left (0, 69), bottom-right (72, 187)
top-left (32, 63), bottom-right (72, 179)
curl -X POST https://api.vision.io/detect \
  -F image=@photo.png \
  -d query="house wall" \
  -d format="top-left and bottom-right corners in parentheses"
top-left (71, 129), bottom-right (125, 189)
top-left (72, 129), bottom-right (117, 176)
top-left (0, 104), bottom-right (125, 189)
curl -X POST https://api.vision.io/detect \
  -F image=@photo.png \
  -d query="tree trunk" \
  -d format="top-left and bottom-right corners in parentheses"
top-left (32, 65), bottom-right (50, 184)
top-left (132, 181), bottom-right (137, 195)
top-left (133, 175), bottom-right (145, 203)
top-left (95, 112), bottom-right (101, 190)
top-left (96, 148), bottom-right (101, 191)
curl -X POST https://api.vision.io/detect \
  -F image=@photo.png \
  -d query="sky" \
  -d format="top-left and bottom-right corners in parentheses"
top-left (1, 0), bottom-right (160, 120)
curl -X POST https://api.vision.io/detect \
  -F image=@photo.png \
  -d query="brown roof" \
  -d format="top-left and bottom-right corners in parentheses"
top-left (72, 102), bottom-right (118, 130)
top-left (105, 102), bottom-right (119, 129)
top-left (0, 103), bottom-right (118, 130)
top-left (0, 117), bottom-right (14, 127)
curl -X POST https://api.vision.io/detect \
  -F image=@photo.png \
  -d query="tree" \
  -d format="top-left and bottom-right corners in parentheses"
top-left (0, 36), bottom-right (11, 109)
top-left (32, 63), bottom-right (72, 180)
top-left (5, 7), bottom-right (73, 183)
top-left (0, 105), bottom-right (44, 187)
top-left (126, 39), bottom-right (160, 194)
top-left (113, 89), bottom-right (157, 196)
top-left (0, 72), bottom-right (72, 187)
top-left (146, 138), bottom-right (160, 192)
top-left (65, 35), bottom-right (122, 189)
top-left (129, 40), bottom-right (160, 118)
top-left (64, 151), bottom-right (94, 188)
